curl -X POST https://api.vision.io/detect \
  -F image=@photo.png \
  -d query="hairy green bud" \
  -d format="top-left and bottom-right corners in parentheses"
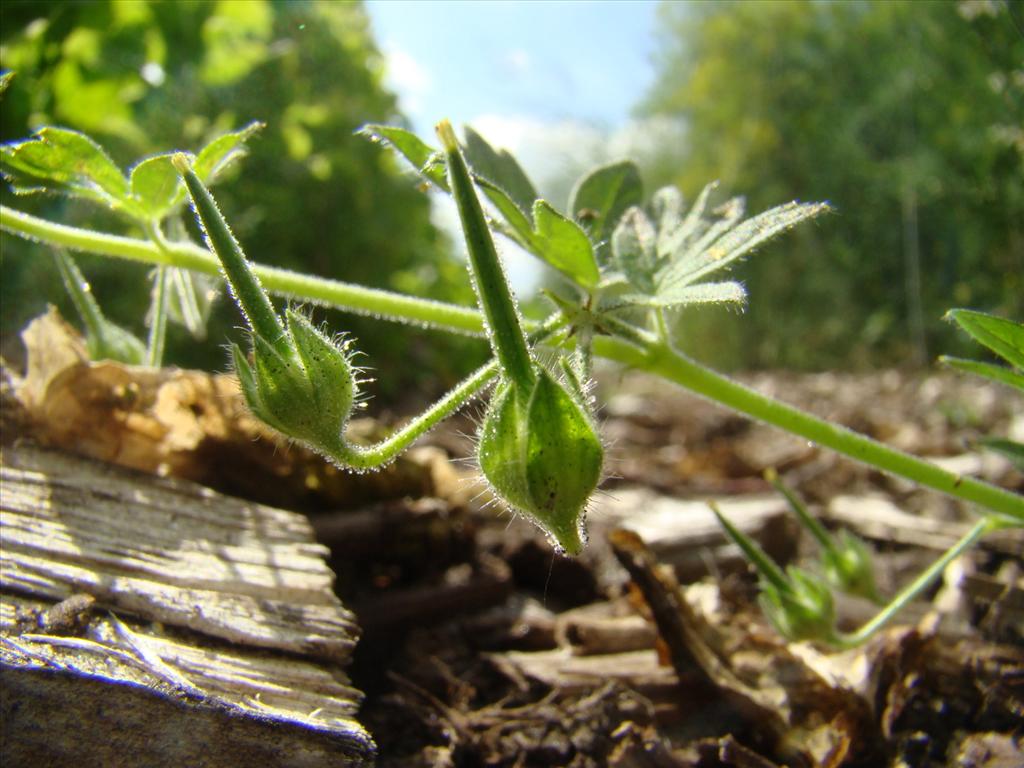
top-left (759, 566), bottom-right (836, 643)
top-left (232, 308), bottom-right (355, 456)
top-left (478, 367), bottom-right (603, 555)
top-left (822, 529), bottom-right (881, 603)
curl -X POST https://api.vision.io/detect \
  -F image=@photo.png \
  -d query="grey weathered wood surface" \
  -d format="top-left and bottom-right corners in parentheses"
top-left (0, 443), bottom-right (374, 767)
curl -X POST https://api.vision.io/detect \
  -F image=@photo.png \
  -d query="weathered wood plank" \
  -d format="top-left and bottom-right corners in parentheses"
top-left (1, 444), bottom-right (374, 765)
top-left (1, 445), bottom-right (358, 660)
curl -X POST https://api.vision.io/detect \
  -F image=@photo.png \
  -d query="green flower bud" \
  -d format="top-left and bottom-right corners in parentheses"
top-left (759, 566), bottom-right (836, 642)
top-left (822, 529), bottom-right (881, 604)
top-left (478, 367), bottom-right (603, 555)
top-left (232, 308), bottom-right (356, 456)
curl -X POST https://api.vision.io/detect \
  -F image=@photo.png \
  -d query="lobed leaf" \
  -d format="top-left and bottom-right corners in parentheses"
top-left (359, 123), bottom-right (448, 189)
top-left (659, 199), bottom-right (828, 291)
top-left (611, 206), bottom-right (658, 294)
top-left (463, 125), bottom-right (537, 216)
top-left (945, 309), bottom-right (1024, 371)
top-left (531, 201), bottom-right (600, 289)
top-left (1, 127), bottom-right (131, 211)
top-left (569, 160), bottom-right (643, 259)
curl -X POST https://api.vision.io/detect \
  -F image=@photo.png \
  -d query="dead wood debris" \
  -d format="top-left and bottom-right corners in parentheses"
top-left (3, 308), bottom-right (1022, 766)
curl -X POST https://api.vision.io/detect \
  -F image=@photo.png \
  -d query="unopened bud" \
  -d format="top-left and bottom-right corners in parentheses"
top-left (478, 367), bottom-right (603, 555)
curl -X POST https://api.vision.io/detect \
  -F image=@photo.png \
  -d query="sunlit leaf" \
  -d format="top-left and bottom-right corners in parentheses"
top-left (939, 356), bottom-right (1024, 391)
top-left (130, 153), bottom-right (182, 218)
top-left (945, 309), bottom-right (1024, 371)
top-left (463, 125), bottom-right (537, 215)
top-left (569, 160), bottom-right (643, 259)
top-left (1, 127), bottom-right (131, 211)
top-left (660, 199), bottom-right (828, 290)
top-left (531, 200), bottom-right (600, 289)
top-left (359, 124), bottom-right (448, 189)
top-left (193, 120), bottom-right (264, 184)
top-left (611, 206), bottom-right (658, 293)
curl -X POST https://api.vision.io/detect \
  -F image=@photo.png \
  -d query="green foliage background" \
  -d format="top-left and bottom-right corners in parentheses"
top-left (643, 0), bottom-right (1023, 370)
top-left (0, 0), bottom-right (480, 396)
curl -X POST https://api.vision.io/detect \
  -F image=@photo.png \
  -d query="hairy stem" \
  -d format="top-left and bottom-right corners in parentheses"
top-left (1, 205), bottom-right (484, 335)
top-left (3, 205), bottom-right (1021, 520)
top-left (593, 335), bottom-right (1024, 521)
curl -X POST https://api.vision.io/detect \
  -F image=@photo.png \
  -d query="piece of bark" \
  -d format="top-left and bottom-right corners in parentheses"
top-left (1, 444), bottom-right (373, 765)
top-left (590, 488), bottom-right (798, 583)
top-left (7, 307), bottom-right (438, 511)
top-left (609, 529), bottom-right (880, 768)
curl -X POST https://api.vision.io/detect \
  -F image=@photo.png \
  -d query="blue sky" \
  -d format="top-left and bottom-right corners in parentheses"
top-left (365, 0), bottom-right (661, 132)
top-left (364, 0), bottom-right (671, 288)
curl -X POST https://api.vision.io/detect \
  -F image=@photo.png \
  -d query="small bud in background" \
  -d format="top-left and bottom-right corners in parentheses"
top-left (822, 529), bottom-right (882, 604)
top-left (759, 566), bottom-right (836, 643)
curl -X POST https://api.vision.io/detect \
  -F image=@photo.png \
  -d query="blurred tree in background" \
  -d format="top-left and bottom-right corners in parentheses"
top-left (0, 0), bottom-right (480, 397)
top-left (643, 0), bottom-right (1023, 370)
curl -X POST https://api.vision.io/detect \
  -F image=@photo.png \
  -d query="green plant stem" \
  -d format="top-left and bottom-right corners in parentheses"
top-left (0, 205), bottom-right (484, 336)
top-left (334, 360), bottom-right (498, 468)
top-left (438, 120), bottom-right (534, 391)
top-left (325, 313), bottom-right (566, 469)
top-left (144, 222), bottom-right (171, 367)
top-left (146, 265), bottom-right (168, 367)
top-left (592, 336), bottom-right (1024, 522)
top-left (175, 155), bottom-right (288, 351)
top-left (836, 516), bottom-right (1000, 647)
top-left (53, 249), bottom-right (106, 343)
top-left (4, 205), bottom-right (1022, 521)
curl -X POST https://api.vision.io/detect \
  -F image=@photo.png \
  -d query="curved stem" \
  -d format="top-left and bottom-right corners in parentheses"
top-left (4, 204), bottom-right (1022, 520)
top-left (1, 205), bottom-right (485, 335)
top-left (593, 335), bottom-right (1024, 521)
top-left (836, 516), bottom-right (1001, 647)
top-left (334, 360), bottom-right (498, 468)
top-left (328, 314), bottom-right (567, 469)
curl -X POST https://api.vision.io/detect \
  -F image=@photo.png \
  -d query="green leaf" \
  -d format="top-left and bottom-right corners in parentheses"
top-left (616, 281), bottom-right (746, 309)
top-left (0, 71), bottom-right (13, 97)
top-left (54, 250), bottom-right (146, 364)
top-left (945, 310), bottom-right (1024, 371)
top-left (463, 125), bottom-right (537, 215)
top-left (130, 154), bottom-right (182, 219)
top-left (659, 199), bottom-right (828, 291)
top-left (939, 356), bottom-right (1024, 391)
top-left (610, 206), bottom-right (658, 293)
top-left (569, 160), bottom-right (643, 258)
top-left (1, 127), bottom-right (131, 211)
top-left (476, 177), bottom-right (535, 247)
top-left (359, 124), bottom-right (448, 189)
top-left (193, 121), bottom-right (264, 184)
top-left (531, 200), bottom-right (600, 289)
